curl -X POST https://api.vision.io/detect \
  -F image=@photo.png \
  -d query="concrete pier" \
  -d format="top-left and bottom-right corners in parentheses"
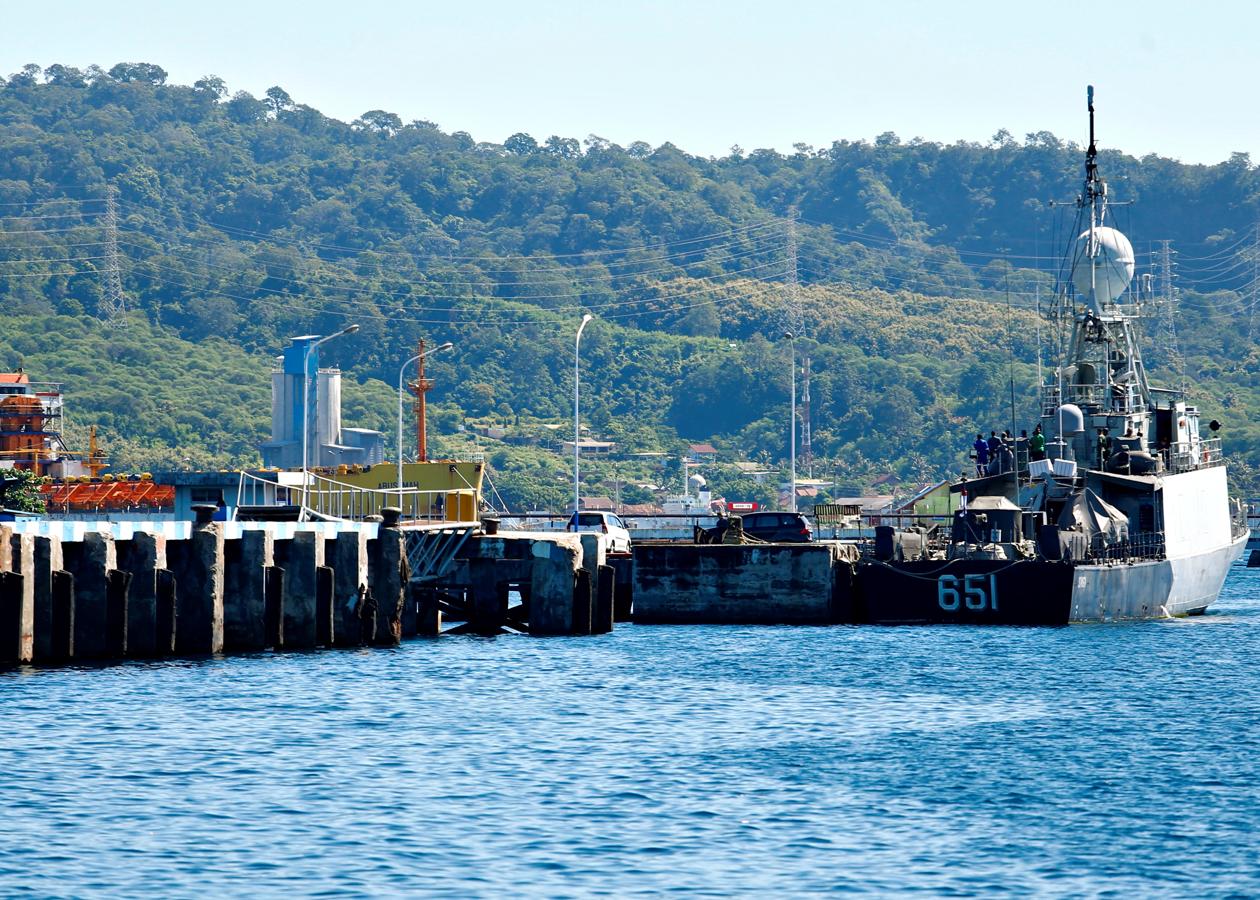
top-left (595, 564), bottom-right (615, 634)
top-left (330, 530), bottom-right (369, 647)
top-left (633, 543), bottom-right (848, 625)
top-left (3, 531), bottom-right (35, 662)
top-left (529, 540), bottom-right (581, 636)
top-left (367, 516), bottom-right (408, 645)
top-left (167, 514), bottom-right (224, 654)
top-left (224, 530), bottom-right (270, 652)
top-left (64, 533), bottom-right (117, 659)
top-left (2, 517), bottom-right (619, 667)
top-left (274, 531), bottom-right (323, 649)
top-left (117, 533), bottom-right (165, 657)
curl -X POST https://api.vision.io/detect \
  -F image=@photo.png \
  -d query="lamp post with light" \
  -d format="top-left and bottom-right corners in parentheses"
top-left (574, 314), bottom-right (594, 514)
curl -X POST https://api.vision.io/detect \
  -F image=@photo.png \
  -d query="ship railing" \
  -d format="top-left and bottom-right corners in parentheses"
top-left (233, 470), bottom-right (477, 524)
top-left (1040, 383), bottom-right (1142, 415)
top-left (1162, 437), bottom-right (1224, 474)
top-left (1088, 530), bottom-right (1166, 562)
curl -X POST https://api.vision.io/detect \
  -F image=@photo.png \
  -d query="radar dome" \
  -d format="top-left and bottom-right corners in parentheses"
top-left (1072, 226), bottom-right (1134, 305)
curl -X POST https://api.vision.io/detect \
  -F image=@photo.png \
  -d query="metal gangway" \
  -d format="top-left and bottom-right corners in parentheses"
top-left (234, 470), bottom-right (476, 524)
top-left (233, 470), bottom-right (480, 582)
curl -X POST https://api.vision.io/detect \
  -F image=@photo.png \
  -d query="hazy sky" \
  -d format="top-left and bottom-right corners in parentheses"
top-left (4, 0), bottom-right (1257, 165)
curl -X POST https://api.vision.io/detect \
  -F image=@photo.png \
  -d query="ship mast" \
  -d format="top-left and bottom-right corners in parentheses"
top-left (1085, 85), bottom-right (1102, 311)
top-left (1044, 87), bottom-right (1155, 467)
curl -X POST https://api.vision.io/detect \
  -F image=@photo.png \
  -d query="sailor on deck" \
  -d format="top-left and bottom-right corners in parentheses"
top-left (1029, 425), bottom-right (1046, 461)
top-left (973, 433), bottom-right (989, 477)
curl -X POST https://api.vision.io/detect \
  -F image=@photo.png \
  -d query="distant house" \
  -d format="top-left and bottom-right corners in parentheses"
top-left (733, 461), bottom-right (774, 484)
top-left (560, 439), bottom-right (616, 456)
top-left (472, 424), bottom-right (508, 440)
top-left (688, 443), bottom-right (719, 461)
top-left (578, 496), bottom-right (616, 512)
top-left (871, 472), bottom-right (902, 490)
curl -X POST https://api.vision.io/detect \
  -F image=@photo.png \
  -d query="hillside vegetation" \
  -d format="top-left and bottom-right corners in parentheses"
top-left (3, 62), bottom-right (1260, 507)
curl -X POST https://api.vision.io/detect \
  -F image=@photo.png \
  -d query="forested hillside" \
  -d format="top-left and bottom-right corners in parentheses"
top-left (3, 62), bottom-right (1260, 507)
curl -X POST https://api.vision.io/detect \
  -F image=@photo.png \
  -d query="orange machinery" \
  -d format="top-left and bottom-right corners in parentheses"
top-left (40, 476), bottom-right (176, 514)
top-left (0, 373), bottom-right (58, 473)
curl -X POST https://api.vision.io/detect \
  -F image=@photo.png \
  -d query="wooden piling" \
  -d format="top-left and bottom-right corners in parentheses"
top-left (468, 557), bottom-right (505, 635)
top-left (50, 570), bottom-right (74, 661)
top-left (414, 585), bottom-right (442, 636)
top-left (594, 564), bottom-right (615, 634)
top-left (4, 533), bottom-right (35, 662)
top-left (0, 571), bottom-right (25, 665)
top-left (106, 569), bottom-right (132, 657)
top-left (155, 568), bottom-right (177, 655)
top-left (224, 530), bottom-right (272, 652)
top-left (330, 530), bottom-right (369, 647)
top-left (117, 533), bottom-right (165, 657)
top-left (168, 509), bottom-right (225, 654)
top-left (316, 565), bottom-right (334, 646)
top-left (31, 536), bottom-right (64, 662)
top-left (264, 566), bottom-right (284, 648)
top-left (64, 533), bottom-right (117, 659)
top-left (528, 541), bottom-right (579, 636)
top-left (273, 531), bottom-right (323, 649)
top-left (368, 511), bottom-right (408, 646)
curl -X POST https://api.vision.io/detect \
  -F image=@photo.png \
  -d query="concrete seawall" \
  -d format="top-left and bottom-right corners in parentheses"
top-left (1, 514), bottom-right (610, 667)
top-left (633, 543), bottom-right (854, 625)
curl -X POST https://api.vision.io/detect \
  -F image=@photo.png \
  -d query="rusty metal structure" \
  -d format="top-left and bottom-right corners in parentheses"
top-left (406, 338), bottom-right (436, 462)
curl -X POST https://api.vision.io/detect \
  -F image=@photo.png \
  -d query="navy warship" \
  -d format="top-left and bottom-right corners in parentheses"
top-left (849, 87), bottom-right (1248, 624)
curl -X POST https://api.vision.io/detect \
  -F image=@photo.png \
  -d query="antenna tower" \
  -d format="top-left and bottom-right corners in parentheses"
top-left (98, 186), bottom-right (128, 327)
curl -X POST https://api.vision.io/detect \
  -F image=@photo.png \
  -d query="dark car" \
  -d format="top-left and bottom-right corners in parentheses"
top-left (738, 511), bottom-right (814, 543)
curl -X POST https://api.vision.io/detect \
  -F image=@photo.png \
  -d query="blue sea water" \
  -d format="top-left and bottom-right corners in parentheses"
top-left (3, 568), bottom-right (1260, 898)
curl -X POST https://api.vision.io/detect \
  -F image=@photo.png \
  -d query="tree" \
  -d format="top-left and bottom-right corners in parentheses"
top-left (355, 109), bottom-right (402, 134)
top-left (193, 75), bottom-right (228, 99)
top-left (265, 86), bottom-right (293, 117)
top-left (226, 90), bottom-right (266, 123)
top-left (0, 469), bottom-right (46, 514)
top-left (544, 135), bottom-right (581, 159)
top-left (8, 64), bottom-right (41, 86)
top-left (44, 64), bottom-right (86, 87)
top-left (108, 62), bottom-right (168, 85)
top-left (504, 132), bottom-right (538, 155)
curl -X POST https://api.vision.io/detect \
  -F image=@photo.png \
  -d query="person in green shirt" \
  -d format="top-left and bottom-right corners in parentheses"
top-left (1029, 424), bottom-right (1047, 461)
top-left (1097, 427), bottom-right (1111, 468)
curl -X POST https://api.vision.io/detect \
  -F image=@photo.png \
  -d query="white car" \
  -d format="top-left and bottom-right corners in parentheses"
top-left (567, 511), bottom-right (632, 554)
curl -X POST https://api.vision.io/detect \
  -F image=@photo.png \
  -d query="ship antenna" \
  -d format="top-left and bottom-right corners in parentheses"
top-left (1083, 85), bottom-right (1102, 313)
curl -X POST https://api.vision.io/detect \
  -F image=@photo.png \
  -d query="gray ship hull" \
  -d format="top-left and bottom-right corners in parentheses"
top-left (1068, 529), bottom-right (1247, 622)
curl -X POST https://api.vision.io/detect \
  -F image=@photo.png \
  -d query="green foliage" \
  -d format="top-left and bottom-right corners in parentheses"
top-left (1, 468), bottom-right (46, 513)
top-left (2, 64), bottom-right (1259, 498)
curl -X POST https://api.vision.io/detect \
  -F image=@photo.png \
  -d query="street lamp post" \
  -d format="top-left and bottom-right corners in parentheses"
top-left (398, 341), bottom-right (454, 511)
top-left (574, 314), bottom-right (593, 514)
top-left (784, 331), bottom-right (797, 513)
top-left (301, 323), bottom-right (359, 515)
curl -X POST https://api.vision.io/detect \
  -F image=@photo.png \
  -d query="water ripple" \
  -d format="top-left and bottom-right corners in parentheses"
top-left (3, 565), bottom-right (1260, 896)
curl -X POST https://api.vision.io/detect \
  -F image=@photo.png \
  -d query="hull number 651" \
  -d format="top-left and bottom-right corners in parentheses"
top-left (937, 573), bottom-right (999, 612)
